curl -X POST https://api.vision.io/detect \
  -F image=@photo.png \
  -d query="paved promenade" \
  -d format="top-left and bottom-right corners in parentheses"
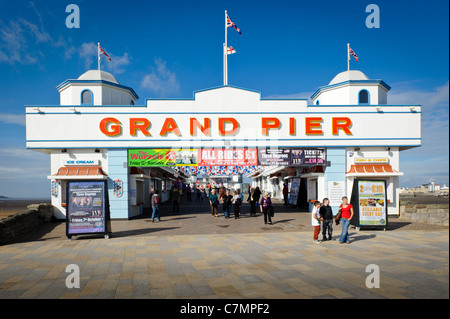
top-left (0, 199), bottom-right (448, 299)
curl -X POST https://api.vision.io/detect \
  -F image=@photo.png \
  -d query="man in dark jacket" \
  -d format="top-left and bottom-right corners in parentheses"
top-left (319, 198), bottom-right (333, 241)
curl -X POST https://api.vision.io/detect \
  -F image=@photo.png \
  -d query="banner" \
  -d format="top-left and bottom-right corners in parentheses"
top-left (66, 181), bottom-right (107, 235)
top-left (257, 148), bottom-right (326, 166)
top-left (198, 148), bottom-right (257, 166)
top-left (258, 148), bottom-right (291, 166)
top-left (357, 180), bottom-right (387, 226)
top-left (291, 148), bottom-right (326, 166)
top-left (128, 149), bottom-right (198, 167)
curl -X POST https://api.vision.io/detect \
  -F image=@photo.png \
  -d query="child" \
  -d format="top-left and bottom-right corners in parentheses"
top-left (319, 198), bottom-right (333, 241)
top-left (311, 201), bottom-right (323, 244)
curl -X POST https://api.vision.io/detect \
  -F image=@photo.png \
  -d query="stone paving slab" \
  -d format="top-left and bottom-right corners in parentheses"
top-left (0, 199), bottom-right (448, 299)
top-left (0, 227), bottom-right (448, 299)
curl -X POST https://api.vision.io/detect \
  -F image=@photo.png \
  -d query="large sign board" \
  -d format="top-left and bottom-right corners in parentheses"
top-left (26, 88), bottom-right (421, 150)
top-left (258, 148), bottom-right (326, 166)
top-left (66, 180), bottom-right (110, 237)
top-left (350, 179), bottom-right (388, 229)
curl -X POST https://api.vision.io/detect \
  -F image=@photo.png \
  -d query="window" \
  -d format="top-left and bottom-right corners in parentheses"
top-left (81, 90), bottom-right (93, 105)
top-left (359, 90), bottom-right (369, 104)
top-left (316, 100), bottom-right (320, 105)
top-left (130, 100), bottom-right (135, 105)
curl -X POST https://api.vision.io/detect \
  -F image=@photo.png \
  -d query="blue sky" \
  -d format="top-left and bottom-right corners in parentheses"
top-left (0, 0), bottom-right (448, 198)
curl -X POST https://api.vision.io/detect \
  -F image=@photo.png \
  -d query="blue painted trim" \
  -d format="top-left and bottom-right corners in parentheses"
top-left (26, 144), bottom-right (422, 150)
top-left (56, 79), bottom-right (139, 100)
top-left (26, 104), bottom-right (147, 108)
top-left (25, 111), bottom-right (422, 115)
top-left (81, 89), bottom-right (94, 105)
top-left (27, 138), bottom-right (422, 142)
top-left (310, 80), bottom-right (391, 100)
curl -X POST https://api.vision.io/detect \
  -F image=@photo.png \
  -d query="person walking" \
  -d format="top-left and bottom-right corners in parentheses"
top-left (209, 189), bottom-right (219, 217)
top-left (151, 190), bottom-right (161, 222)
top-left (171, 186), bottom-right (180, 213)
top-left (247, 188), bottom-right (257, 216)
top-left (222, 190), bottom-right (233, 219)
top-left (253, 187), bottom-right (262, 213)
top-left (186, 184), bottom-right (192, 202)
top-left (312, 200), bottom-right (323, 244)
top-left (232, 190), bottom-right (241, 219)
top-left (260, 192), bottom-right (273, 225)
top-left (338, 196), bottom-right (354, 244)
top-left (196, 186), bottom-right (201, 202)
top-left (319, 198), bottom-right (333, 241)
top-left (282, 183), bottom-right (289, 206)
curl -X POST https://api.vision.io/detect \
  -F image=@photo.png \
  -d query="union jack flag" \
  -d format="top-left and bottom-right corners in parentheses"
top-left (226, 13), bottom-right (242, 35)
top-left (349, 47), bottom-right (359, 62)
top-left (100, 46), bottom-right (111, 62)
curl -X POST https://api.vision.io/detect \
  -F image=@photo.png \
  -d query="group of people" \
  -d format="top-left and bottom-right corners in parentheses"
top-left (207, 186), bottom-right (274, 224)
top-left (311, 196), bottom-right (354, 244)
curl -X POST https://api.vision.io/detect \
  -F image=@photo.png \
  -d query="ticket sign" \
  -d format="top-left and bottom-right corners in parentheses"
top-left (66, 180), bottom-right (110, 237)
top-left (258, 148), bottom-right (326, 166)
top-left (350, 179), bottom-right (388, 229)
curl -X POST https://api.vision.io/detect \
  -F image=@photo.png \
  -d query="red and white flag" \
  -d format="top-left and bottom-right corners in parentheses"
top-left (100, 46), bottom-right (111, 62)
top-left (226, 13), bottom-right (242, 35)
top-left (349, 47), bottom-right (359, 62)
top-left (226, 46), bottom-right (236, 55)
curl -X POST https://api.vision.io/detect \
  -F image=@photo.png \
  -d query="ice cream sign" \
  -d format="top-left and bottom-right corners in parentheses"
top-left (64, 160), bottom-right (99, 166)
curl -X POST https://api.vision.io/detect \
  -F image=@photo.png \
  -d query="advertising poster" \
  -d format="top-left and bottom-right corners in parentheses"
top-left (66, 181), bottom-right (107, 235)
top-left (288, 178), bottom-right (301, 205)
top-left (128, 149), bottom-right (198, 167)
top-left (291, 148), bottom-right (327, 166)
top-left (328, 181), bottom-right (346, 207)
top-left (198, 148), bottom-right (257, 166)
top-left (258, 148), bottom-right (291, 166)
top-left (357, 180), bottom-right (387, 226)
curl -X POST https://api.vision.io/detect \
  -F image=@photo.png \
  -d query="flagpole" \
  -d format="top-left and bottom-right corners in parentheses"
top-left (224, 10), bottom-right (228, 86)
top-left (98, 42), bottom-right (101, 71)
top-left (347, 43), bottom-right (350, 71)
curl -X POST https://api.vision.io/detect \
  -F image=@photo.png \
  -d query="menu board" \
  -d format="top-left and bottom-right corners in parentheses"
top-left (66, 180), bottom-right (108, 236)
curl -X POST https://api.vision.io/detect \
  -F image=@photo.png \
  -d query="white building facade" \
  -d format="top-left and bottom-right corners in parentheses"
top-left (26, 69), bottom-right (421, 219)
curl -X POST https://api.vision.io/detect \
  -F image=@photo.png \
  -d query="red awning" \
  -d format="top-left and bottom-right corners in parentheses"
top-left (347, 164), bottom-right (402, 176)
top-left (49, 166), bottom-right (107, 179)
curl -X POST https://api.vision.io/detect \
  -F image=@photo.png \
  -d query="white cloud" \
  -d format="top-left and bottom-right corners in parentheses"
top-left (79, 42), bottom-right (98, 70)
top-left (104, 52), bottom-right (131, 75)
top-left (141, 58), bottom-right (180, 97)
top-left (0, 113), bottom-right (25, 126)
